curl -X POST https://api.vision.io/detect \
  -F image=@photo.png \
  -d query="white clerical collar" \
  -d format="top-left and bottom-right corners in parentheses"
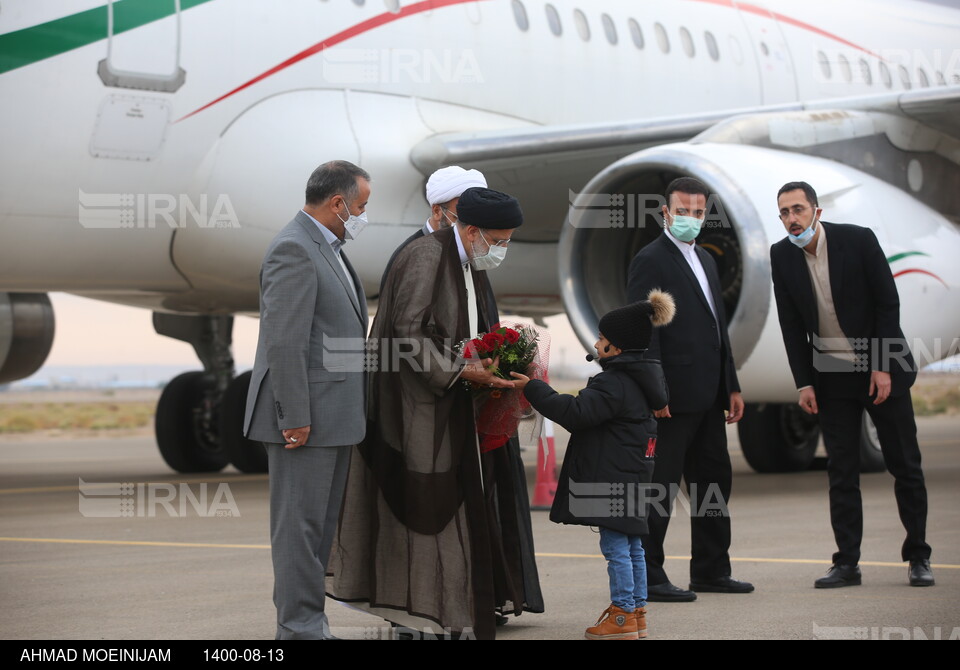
top-left (423, 220), bottom-right (434, 236)
top-left (453, 224), bottom-right (469, 267)
top-left (302, 209), bottom-right (344, 254)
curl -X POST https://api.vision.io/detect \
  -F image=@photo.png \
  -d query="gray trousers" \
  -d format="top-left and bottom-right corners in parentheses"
top-left (265, 442), bottom-right (351, 640)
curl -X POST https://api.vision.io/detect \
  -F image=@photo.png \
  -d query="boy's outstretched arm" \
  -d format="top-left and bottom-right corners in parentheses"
top-left (517, 374), bottom-right (622, 433)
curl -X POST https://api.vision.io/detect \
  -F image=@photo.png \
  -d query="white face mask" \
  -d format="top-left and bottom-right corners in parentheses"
top-left (469, 229), bottom-right (507, 271)
top-left (337, 207), bottom-right (368, 240)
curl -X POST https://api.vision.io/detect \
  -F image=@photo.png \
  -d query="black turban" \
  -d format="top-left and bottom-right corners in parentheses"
top-left (456, 187), bottom-right (523, 229)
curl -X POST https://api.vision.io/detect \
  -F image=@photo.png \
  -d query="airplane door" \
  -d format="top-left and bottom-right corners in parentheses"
top-left (97, 0), bottom-right (185, 92)
top-left (733, 2), bottom-right (798, 104)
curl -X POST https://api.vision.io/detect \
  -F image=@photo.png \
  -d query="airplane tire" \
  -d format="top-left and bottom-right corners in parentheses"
top-left (859, 413), bottom-right (887, 473)
top-left (155, 371), bottom-right (228, 473)
top-left (221, 371), bottom-right (268, 473)
top-left (738, 403), bottom-right (819, 473)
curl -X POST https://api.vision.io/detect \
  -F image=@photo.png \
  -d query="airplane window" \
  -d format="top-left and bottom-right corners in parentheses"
top-left (680, 27), bottom-right (695, 57)
top-left (602, 13), bottom-right (618, 45)
top-left (512, 0), bottom-right (529, 31)
top-left (705, 31), bottom-right (719, 61)
top-left (859, 59), bottom-right (872, 85)
top-left (899, 64), bottom-right (912, 89)
top-left (760, 42), bottom-right (769, 57)
top-left (818, 51), bottom-right (831, 79)
top-left (879, 61), bottom-right (892, 88)
top-left (352, 0), bottom-right (365, 5)
top-left (574, 9), bottom-right (590, 41)
top-left (629, 19), bottom-right (644, 49)
top-left (655, 22), bottom-right (669, 53)
top-left (383, 0), bottom-right (400, 13)
top-left (936, 71), bottom-right (946, 86)
top-left (838, 54), bottom-right (852, 83)
top-left (546, 4), bottom-right (562, 36)
top-left (917, 67), bottom-right (929, 88)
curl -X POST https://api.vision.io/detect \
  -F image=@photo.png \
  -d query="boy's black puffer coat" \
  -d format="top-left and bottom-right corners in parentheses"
top-left (524, 351), bottom-right (668, 535)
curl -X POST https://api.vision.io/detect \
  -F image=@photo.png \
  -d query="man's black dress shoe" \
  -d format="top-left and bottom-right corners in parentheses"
top-left (647, 582), bottom-right (697, 602)
top-left (909, 559), bottom-right (935, 587)
top-left (814, 564), bottom-right (861, 589)
top-left (689, 576), bottom-right (755, 594)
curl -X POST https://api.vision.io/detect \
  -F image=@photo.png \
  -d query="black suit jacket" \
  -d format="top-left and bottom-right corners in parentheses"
top-left (627, 231), bottom-right (740, 413)
top-left (770, 221), bottom-right (917, 396)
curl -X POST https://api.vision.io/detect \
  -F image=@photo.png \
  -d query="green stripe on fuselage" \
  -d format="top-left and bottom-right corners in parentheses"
top-left (0, 0), bottom-right (214, 75)
top-left (887, 251), bottom-right (930, 264)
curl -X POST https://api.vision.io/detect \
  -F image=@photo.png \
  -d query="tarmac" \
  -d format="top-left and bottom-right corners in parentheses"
top-left (1, 416), bottom-right (958, 640)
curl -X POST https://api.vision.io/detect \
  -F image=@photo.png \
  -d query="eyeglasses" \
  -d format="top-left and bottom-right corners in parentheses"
top-left (778, 204), bottom-right (812, 220)
top-left (441, 207), bottom-right (459, 224)
top-left (480, 230), bottom-right (511, 248)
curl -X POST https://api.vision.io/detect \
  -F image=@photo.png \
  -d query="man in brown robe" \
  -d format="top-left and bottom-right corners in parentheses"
top-left (327, 187), bottom-right (541, 639)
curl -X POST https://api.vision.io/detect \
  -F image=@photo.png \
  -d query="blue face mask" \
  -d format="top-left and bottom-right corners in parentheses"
top-left (667, 214), bottom-right (703, 243)
top-left (787, 212), bottom-right (818, 248)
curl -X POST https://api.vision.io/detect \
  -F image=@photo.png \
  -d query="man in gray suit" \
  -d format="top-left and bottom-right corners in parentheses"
top-left (244, 160), bottom-right (371, 639)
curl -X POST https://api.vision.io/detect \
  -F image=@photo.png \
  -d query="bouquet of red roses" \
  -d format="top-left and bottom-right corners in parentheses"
top-left (458, 322), bottom-right (550, 453)
top-left (461, 325), bottom-right (539, 387)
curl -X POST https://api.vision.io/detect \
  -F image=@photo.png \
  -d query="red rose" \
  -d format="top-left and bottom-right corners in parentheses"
top-left (503, 328), bottom-right (520, 345)
top-left (466, 338), bottom-right (490, 358)
top-left (482, 332), bottom-right (504, 351)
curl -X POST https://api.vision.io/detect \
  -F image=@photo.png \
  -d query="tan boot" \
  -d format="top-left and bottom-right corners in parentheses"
top-left (585, 604), bottom-right (639, 640)
top-left (634, 607), bottom-right (648, 638)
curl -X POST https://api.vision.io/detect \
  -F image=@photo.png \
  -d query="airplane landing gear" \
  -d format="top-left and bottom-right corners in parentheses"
top-left (153, 313), bottom-right (266, 473)
top-left (738, 403), bottom-right (820, 473)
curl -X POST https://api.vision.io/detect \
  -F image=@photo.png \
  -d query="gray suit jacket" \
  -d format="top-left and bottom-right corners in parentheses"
top-left (244, 211), bottom-right (369, 447)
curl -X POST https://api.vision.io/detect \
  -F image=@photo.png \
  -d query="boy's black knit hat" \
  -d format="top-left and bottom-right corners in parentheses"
top-left (598, 290), bottom-right (676, 351)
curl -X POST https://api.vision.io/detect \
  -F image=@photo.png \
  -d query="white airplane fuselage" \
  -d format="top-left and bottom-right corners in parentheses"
top-left (2, 0), bottom-right (959, 403)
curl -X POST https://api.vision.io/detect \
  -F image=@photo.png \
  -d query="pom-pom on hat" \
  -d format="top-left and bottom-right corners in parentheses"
top-left (599, 289), bottom-right (676, 351)
top-left (456, 187), bottom-right (523, 229)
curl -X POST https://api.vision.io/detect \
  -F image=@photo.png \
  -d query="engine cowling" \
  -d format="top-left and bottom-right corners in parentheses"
top-left (557, 143), bottom-right (771, 370)
top-left (0, 293), bottom-right (55, 384)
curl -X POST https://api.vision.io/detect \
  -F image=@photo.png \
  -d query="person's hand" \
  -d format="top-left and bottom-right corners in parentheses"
top-left (726, 391), bottom-right (744, 424)
top-left (654, 405), bottom-right (671, 418)
top-left (282, 425), bottom-right (310, 449)
top-left (510, 372), bottom-right (531, 390)
top-left (460, 356), bottom-right (515, 389)
top-left (798, 387), bottom-right (818, 415)
top-left (870, 370), bottom-right (892, 405)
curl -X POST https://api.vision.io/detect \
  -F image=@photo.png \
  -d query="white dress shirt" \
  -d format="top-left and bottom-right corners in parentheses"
top-left (666, 229), bottom-right (720, 344)
top-left (301, 210), bottom-right (359, 306)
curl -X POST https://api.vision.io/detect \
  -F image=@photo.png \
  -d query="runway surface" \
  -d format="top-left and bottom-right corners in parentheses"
top-left (1, 416), bottom-right (958, 640)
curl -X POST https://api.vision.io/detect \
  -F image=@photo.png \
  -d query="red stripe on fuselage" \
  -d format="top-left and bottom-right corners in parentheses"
top-left (176, 0), bottom-right (490, 122)
top-left (178, 0), bottom-right (881, 122)
top-left (689, 0), bottom-right (882, 59)
top-left (893, 269), bottom-right (948, 287)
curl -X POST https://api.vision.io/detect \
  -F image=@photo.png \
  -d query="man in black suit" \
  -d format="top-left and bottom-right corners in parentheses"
top-left (627, 177), bottom-right (753, 602)
top-left (770, 181), bottom-right (933, 588)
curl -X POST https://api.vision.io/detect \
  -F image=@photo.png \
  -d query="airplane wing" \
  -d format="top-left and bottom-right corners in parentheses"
top-left (411, 86), bottom-right (960, 241)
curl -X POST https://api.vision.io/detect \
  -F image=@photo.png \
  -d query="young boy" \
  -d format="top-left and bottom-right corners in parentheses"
top-left (512, 291), bottom-right (674, 639)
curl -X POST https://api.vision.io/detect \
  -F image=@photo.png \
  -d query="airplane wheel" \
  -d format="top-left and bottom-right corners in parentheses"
top-left (221, 371), bottom-right (268, 473)
top-left (155, 371), bottom-right (228, 473)
top-left (859, 413), bottom-right (886, 473)
top-left (738, 403), bottom-right (819, 473)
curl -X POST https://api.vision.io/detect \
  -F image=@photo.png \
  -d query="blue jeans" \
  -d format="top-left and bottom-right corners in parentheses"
top-left (599, 527), bottom-right (647, 611)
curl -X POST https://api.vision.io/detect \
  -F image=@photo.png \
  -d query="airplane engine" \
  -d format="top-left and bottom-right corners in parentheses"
top-left (0, 293), bottom-right (55, 384)
top-left (558, 142), bottom-right (960, 473)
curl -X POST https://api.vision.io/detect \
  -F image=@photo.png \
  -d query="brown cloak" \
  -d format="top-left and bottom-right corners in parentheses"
top-left (327, 227), bottom-right (538, 639)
